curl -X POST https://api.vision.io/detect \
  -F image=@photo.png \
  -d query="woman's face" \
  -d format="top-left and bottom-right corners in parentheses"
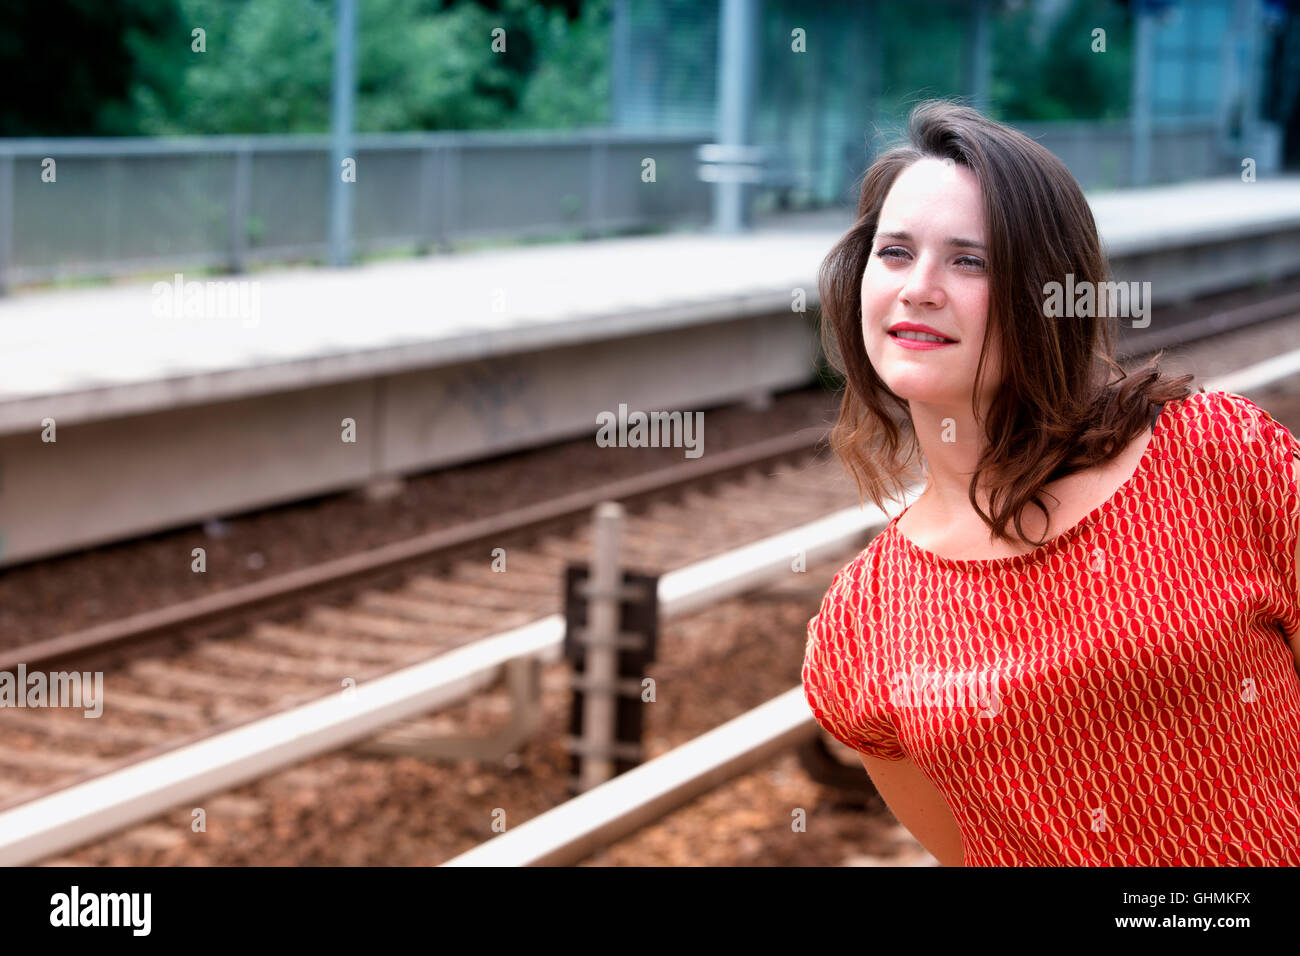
top-left (861, 157), bottom-right (1000, 411)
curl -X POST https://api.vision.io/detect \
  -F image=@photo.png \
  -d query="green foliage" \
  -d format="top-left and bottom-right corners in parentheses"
top-left (124, 0), bottom-right (610, 134)
top-left (991, 0), bottom-right (1131, 121)
top-left (877, 1), bottom-right (969, 114)
top-left (514, 0), bottom-right (611, 128)
top-left (131, 0), bottom-right (334, 134)
top-left (2, 0), bottom-right (610, 135)
top-left (5, 0), bottom-right (1131, 137)
top-left (0, 0), bottom-right (185, 135)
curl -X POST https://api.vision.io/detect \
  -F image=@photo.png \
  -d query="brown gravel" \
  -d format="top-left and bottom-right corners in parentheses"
top-left (42, 564), bottom-right (929, 867)
top-left (1, 386), bottom-right (839, 649)
top-left (1136, 306), bottom-right (1300, 433)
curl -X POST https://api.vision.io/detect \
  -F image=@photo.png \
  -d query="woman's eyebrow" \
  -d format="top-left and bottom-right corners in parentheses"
top-left (874, 230), bottom-right (985, 250)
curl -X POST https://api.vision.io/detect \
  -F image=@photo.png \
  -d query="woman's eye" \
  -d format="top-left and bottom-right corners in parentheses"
top-left (875, 247), bottom-right (985, 271)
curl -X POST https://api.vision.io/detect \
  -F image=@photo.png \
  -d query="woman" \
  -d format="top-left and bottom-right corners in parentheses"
top-left (802, 100), bottom-right (1300, 866)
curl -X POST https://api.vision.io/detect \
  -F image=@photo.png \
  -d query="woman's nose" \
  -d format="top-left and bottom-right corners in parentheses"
top-left (899, 256), bottom-right (945, 308)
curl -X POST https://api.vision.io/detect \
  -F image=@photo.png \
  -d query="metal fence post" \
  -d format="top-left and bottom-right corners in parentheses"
top-left (329, 0), bottom-right (357, 266)
top-left (580, 502), bottom-right (624, 791)
top-left (418, 142), bottom-right (438, 249)
top-left (713, 0), bottom-right (761, 233)
top-left (441, 140), bottom-right (460, 248)
top-left (230, 144), bottom-right (252, 273)
top-left (1131, 2), bottom-right (1155, 187)
top-left (588, 139), bottom-right (608, 235)
top-left (104, 156), bottom-right (123, 269)
top-left (966, 0), bottom-right (992, 114)
top-left (0, 153), bottom-right (13, 296)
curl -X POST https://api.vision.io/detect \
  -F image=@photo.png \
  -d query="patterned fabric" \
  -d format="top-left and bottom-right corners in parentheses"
top-left (802, 390), bottom-right (1300, 865)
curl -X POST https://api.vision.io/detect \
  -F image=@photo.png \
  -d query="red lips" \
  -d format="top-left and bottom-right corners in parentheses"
top-left (888, 321), bottom-right (957, 342)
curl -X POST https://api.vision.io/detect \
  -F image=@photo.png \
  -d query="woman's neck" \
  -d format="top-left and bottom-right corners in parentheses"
top-left (907, 404), bottom-right (990, 523)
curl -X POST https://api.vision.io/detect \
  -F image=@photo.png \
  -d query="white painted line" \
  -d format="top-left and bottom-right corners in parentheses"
top-left (0, 617), bottom-right (565, 866)
top-left (659, 503), bottom-right (901, 618)
top-left (1205, 346), bottom-right (1300, 394)
top-left (443, 687), bottom-right (818, 867)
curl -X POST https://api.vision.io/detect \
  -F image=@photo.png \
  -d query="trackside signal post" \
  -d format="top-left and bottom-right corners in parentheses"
top-left (564, 503), bottom-right (659, 794)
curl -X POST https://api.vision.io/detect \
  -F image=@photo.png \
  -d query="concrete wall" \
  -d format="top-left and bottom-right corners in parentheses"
top-left (0, 311), bottom-right (818, 567)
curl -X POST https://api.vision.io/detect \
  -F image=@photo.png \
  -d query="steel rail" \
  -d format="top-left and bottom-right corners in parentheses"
top-left (1, 426), bottom-right (828, 672)
top-left (0, 501), bottom-right (892, 865)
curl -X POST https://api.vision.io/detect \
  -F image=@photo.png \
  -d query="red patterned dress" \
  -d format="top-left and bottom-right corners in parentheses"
top-left (802, 390), bottom-right (1300, 865)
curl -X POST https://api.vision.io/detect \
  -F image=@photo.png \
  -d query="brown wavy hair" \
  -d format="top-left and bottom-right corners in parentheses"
top-left (819, 99), bottom-right (1195, 548)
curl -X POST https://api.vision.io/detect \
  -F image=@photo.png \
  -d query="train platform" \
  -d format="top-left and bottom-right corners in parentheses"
top-left (1, 175), bottom-right (1299, 566)
top-left (0, 227), bottom-right (838, 431)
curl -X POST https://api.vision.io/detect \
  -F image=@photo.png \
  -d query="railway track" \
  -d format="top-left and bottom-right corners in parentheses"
top-left (5, 280), bottom-right (1300, 865)
top-left (0, 427), bottom-right (828, 672)
top-left (9, 277), bottom-right (1300, 669)
top-left (443, 340), bottom-right (1300, 867)
top-left (0, 430), bottom-right (872, 858)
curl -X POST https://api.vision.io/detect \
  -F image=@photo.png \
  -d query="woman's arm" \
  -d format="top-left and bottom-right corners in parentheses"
top-left (859, 752), bottom-right (966, 867)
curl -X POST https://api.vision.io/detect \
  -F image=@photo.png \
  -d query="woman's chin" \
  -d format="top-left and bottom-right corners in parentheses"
top-left (877, 373), bottom-right (959, 405)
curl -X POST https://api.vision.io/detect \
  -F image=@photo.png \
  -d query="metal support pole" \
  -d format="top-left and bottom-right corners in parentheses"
top-left (230, 144), bottom-right (252, 273)
top-left (0, 154), bottom-right (12, 296)
top-left (610, 0), bottom-right (631, 128)
top-left (714, 0), bottom-right (761, 233)
top-left (1239, 0), bottom-right (1263, 166)
top-left (440, 142), bottom-right (459, 250)
top-left (966, 0), bottom-right (992, 115)
top-left (862, 0), bottom-right (882, 168)
top-left (1131, 2), bottom-right (1154, 187)
top-left (417, 145), bottom-right (438, 249)
top-left (329, 0), bottom-right (357, 267)
top-left (587, 140), bottom-right (608, 235)
top-left (579, 502), bottom-right (624, 791)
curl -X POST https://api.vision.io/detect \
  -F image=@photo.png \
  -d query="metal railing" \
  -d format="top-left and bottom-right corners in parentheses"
top-left (0, 116), bottom-right (1248, 292)
top-left (0, 130), bottom-right (713, 290)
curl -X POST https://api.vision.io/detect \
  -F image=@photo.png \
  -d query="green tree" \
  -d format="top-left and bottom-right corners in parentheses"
top-left (513, 0), bottom-right (611, 128)
top-left (991, 0), bottom-right (1131, 121)
top-left (126, 0), bottom-right (608, 134)
top-left (0, 0), bottom-right (184, 135)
